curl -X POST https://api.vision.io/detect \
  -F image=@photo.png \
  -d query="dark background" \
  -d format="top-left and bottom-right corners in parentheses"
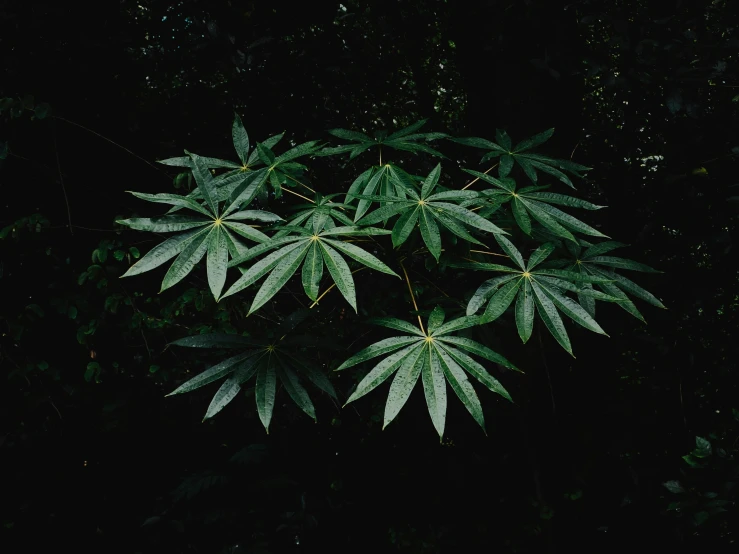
top-left (1, 0), bottom-right (738, 552)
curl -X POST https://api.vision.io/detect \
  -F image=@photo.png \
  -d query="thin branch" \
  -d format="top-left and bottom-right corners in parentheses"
top-left (461, 163), bottom-right (499, 190)
top-left (285, 174), bottom-right (316, 194)
top-left (282, 187), bottom-right (315, 203)
top-left (53, 115), bottom-right (170, 178)
top-left (469, 249), bottom-right (508, 258)
top-left (52, 120), bottom-right (73, 235)
top-left (309, 267), bottom-right (367, 308)
top-left (400, 260), bottom-right (425, 334)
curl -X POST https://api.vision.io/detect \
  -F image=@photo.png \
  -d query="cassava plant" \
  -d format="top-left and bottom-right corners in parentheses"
top-left (116, 114), bottom-right (664, 438)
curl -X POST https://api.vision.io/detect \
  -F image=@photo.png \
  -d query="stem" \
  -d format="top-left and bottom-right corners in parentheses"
top-left (282, 187), bottom-right (315, 203)
top-left (461, 163), bottom-right (499, 190)
top-left (53, 116), bottom-right (170, 178)
top-left (379, 145), bottom-right (383, 166)
top-left (309, 267), bottom-right (366, 308)
top-left (285, 174), bottom-right (316, 194)
top-left (400, 260), bottom-right (425, 335)
top-left (52, 120), bottom-right (73, 235)
top-left (469, 249), bottom-right (508, 258)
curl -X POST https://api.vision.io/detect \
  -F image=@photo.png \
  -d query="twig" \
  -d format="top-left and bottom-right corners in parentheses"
top-left (282, 187), bottom-right (315, 203)
top-left (570, 142), bottom-right (580, 160)
top-left (400, 260), bottom-right (425, 334)
top-left (461, 163), bottom-right (499, 190)
top-left (53, 115), bottom-right (170, 178)
top-left (285, 174), bottom-right (316, 194)
top-left (469, 249), bottom-right (508, 258)
top-left (309, 267), bottom-right (367, 308)
top-left (52, 120), bottom-right (73, 235)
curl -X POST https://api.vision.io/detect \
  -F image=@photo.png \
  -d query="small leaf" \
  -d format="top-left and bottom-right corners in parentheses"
top-left (160, 228), bottom-right (212, 292)
top-left (515, 279), bottom-right (534, 343)
top-left (337, 336), bottom-right (422, 370)
top-left (256, 363), bottom-right (277, 432)
top-left (232, 113), bottom-right (250, 165)
top-left (166, 351), bottom-right (255, 396)
top-left (435, 345), bottom-right (486, 433)
top-left (513, 128), bottom-right (554, 152)
top-left (419, 207), bottom-right (442, 261)
top-left (383, 345), bottom-right (425, 428)
top-left (427, 306), bottom-right (446, 334)
top-left (531, 281), bottom-right (572, 355)
top-left (301, 242), bottom-right (323, 301)
top-left (345, 344), bottom-right (423, 404)
top-left (248, 242), bottom-right (309, 313)
top-left (277, 362), bottom-right (316, 420)
top-left (482, 279), bottom-right (522, 323)
top-left (319, 240), bottom-right (357, 311)
top-left (422, 348), bottom-right (447, 438)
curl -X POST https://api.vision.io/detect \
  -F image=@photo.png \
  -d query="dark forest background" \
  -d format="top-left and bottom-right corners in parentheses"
top-left (1, 0), bottom-right (738, 552)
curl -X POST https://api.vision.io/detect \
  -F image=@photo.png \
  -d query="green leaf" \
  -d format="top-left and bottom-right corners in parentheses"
top-left (224, 210), bottom-right (282, 222)
top-left (345, 344), bottom-right (423, 405)
top-left (494, 235), bottom-right (526, 270)
top-left (301, 242), bottom-right (323, 301)
top-left (526, 158), bottom-right (576, 188)
top-left (422, 348), bottom-right (447, 438)
top-left (257, 143), bottom-right (275, 166)
top-left (440, 344), bottom-right (511, 401)
top-left (428, 202), bottom-right (507, 235)
top-left (345, 167), bottom-right (375, 205)
top-left (530, 281), bottom-right (573, 355)
top-left (529, 201), bottom-right (608, 238)
top-left (608, 271), bottom-right (665, 308)
top-left (121, 228), bottom-right (204, 278)
top-left (436, 336), bottom-right (517, 370)
top-left (369, 317), bottom-right (426, 336)
top-left (337, 336), bottom-right (422, 370)
top-left (386, 119), bottom-right (428, 141)
top-left (207, 225), bottom-right (229, 300)
top-left (419, 207), bottom-right (442, 261)
top-left (277, 363), bottom-right (316, 420)
top-left (425, 190), bottom-right (479, 202)
top-left (256, 363), bottom-right (277, 432)
top-left (496, 129), bottom-right (512, 150)
top-left (482, 279), bottom-right (522, 323)
top-left (160, 227), bottom-right (212, 292)
top-left (498, 155), bottom-right (514, 178)
top-left (433, 211), bottom-right (486, 246)
top-left (129, 192), bottom-right (213, 217)
top-left (461, 169), bottom-right (515, 192)
top-left (421, 164), bottom-right (442, 198)
top-left (435, 345), bottom-right (486, 433)
top-left (524, 192), bottom-right (605, 210)
top-left (383, 345), bottom-right (425, 428)
top-left (513, 128), bottom-right (554, 152)
top-left (357, 201), bottom-right (415, 226)
top-left (322, 239), bottom-right (399, 277)
top-left (188, 152), bottom-right (219, 215)
top-left (319, 240), bottom-right (357, 311)
top-left (248, 242), bottom-right (309, 313)
top-left (427, 306), bottom-right (446, 334)
top-left (519, 199), bottom-right (577, 242)
top-left (117, 215), bottom-right (209, 233)
top-left (166, 351), bottom-right (255, 396)
top-left (320, 225), bottom-right (392, 237)
top-left (452, 136), bottom-right (505, 151)
top-left (466, 274), bottom-right (520, 315)
top-left (327, 128), bottom-right (373, 142)
top-left (157, 156), bottom-right (241, 169)
top-left (222, 221), bottom-right (270, 244)
top-left (203, 356), bottom-right (260, 420)
top-left (232, 113), bottom-right (250, 165)
top-left (391, 207), bottom-right (420, 248)
top-left (247, 132), bottom-right (284, 166)
top-left (433, 316), bottom-right (481, 336)
top-left (512, 197), bottom-right (532, 234)
top-left (527, 243), bottom-right (556, 271)
top-left (537, 280), bottom-right (607, 336)
top-left (275, 140), bottom-right (322, 163)
top-left (516, 278), bottom-right (535, 343)
top-left (588, 256), bottom-right (661, 273)
top-left (581, 241), bottom-right (627, 259)
top-left (170, 333), bottom-right (256, 348)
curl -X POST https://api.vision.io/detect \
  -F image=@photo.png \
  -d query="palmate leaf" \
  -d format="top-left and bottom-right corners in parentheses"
top-left (118, 151), bottom-right (282, 299)
top-left (454, 128), bottom-right (591, 188)
top-left (338, 307), bottom-right (517, 438)
top-left (221, 225), bottom-right (399, 311)
top-left (545, 241), bottom-right (665, 322)
top-left (352, 164), bottom-right (506, 261)
top-left (318, 118), bottom-right (448, 160)
top-left (457, 235), bottom-right (620, 356)
top-left (461, 169), bottom-right (606, 242)
top-left (167, 333), bottom-right (337, 432)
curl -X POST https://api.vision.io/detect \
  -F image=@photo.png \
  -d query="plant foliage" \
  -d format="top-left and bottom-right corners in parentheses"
top-left (116, 116), bottom-right (664, 436)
